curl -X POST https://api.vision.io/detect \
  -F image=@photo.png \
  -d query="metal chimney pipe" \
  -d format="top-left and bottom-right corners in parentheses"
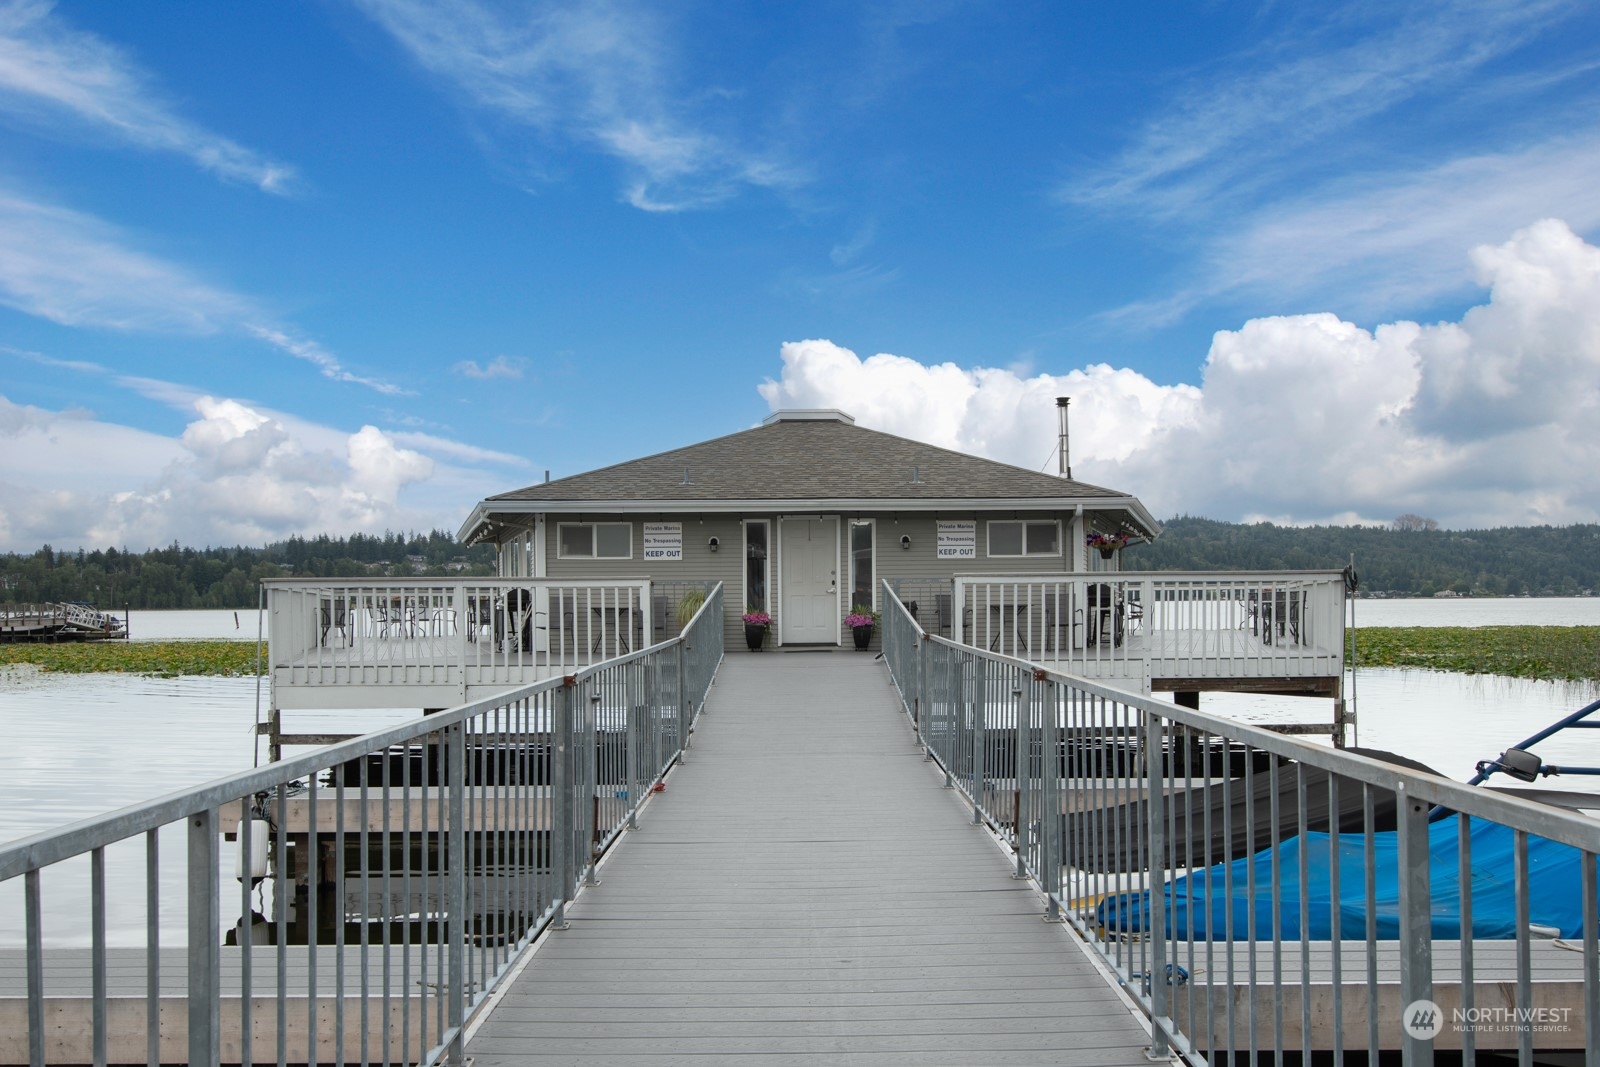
top-left (1056, 397), bottom-right (1072, 479)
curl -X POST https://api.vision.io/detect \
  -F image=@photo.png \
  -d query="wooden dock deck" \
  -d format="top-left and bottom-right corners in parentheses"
top-left (462, 652), bottom-right (1155, 1066)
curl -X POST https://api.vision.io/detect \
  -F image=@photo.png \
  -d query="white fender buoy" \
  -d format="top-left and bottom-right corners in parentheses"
top-left (235, 819), bottom-right (269, 882)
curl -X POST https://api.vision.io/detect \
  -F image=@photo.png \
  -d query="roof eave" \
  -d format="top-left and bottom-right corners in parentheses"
top-left (471, 494), bottom-right (1155, 520)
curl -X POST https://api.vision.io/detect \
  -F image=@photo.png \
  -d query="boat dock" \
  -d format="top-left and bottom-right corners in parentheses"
top-left (0, 603), bottom-right (126, 643)
top-left (5, 581), bottom-right (1598, 1066)
top-left (462, 653), bottom-right (1155, 1066)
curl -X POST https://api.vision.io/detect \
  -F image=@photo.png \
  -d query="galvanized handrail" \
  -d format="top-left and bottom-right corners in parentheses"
top-left (0, 583), bottom-right (725, 1067)
top-left (881, 580), bottom-right (1600, 1067)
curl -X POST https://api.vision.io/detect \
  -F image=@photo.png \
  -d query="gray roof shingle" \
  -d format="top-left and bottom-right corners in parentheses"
top-left (487, 418), bottom-right (1130, 504)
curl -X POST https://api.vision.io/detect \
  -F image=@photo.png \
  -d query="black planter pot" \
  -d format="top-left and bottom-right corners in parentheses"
top-left (852, 624), bottom-right (873, 651)
top-left (744, 623), bottom-right (767, 651)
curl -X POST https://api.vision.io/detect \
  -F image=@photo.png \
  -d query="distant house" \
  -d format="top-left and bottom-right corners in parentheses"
top-left (458, 409), bottom-right (1158, 649)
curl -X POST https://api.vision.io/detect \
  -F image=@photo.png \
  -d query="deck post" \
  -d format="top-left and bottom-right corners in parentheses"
top-left (1013, 678), bottom-right (1029, 879)
top-left (186, 807), bottom-right (220, 1067)
top-left (942, 650), bottom-right (954, 788)
top-left (1144, 712), bottom-right (1172, 1061)
top-left (626, 664), bottom-right (640, 831)
top-left (676, 639), bottom-right (689, 761)
top-left (1040, 676), bottom-right (1063, 920)
top-left (921, 633), bottom-right (934, 758)
top-left (973, 656), bottom-right (986, 825)
top-left (582, 678), bottom-right (602, 887)
top-left (445, 718), bottom-right (467, 1066)
top-left (1397, 782), bottom-right (1434, 1067)
top-left (550, 679), bottom-right (573, 930)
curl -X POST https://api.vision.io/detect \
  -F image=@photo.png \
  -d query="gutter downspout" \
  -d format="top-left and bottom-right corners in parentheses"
top-left (1072, 504), bottom-right (1084, 572)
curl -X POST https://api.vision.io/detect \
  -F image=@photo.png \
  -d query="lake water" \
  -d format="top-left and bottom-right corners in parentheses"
top-left (123, 607), bottom-right (264, 640)
top-left (2, 600), bottom-right (1597, 945)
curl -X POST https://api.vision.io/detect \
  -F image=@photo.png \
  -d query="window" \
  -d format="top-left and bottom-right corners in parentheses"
top-left (744, 520), bottom-right (769, 613)
top-left (849, 520), bottom-right (874, 610)
top-left (987, 520), bottom-right (1060, 557)
top-left (557, 522), bottom-right (632, 559)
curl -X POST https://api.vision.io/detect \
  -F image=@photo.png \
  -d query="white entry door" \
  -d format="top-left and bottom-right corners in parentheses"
top-left (779, 517), bottom-right (838, 644)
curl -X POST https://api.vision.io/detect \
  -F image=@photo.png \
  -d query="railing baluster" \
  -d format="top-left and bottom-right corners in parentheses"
top-left (446, 719), bottom-right (466, 1066)
top-left (306, 773), bottom-right (318, 1067)
top-left (26, 869), bottom-right (44, 1067)
top-left (1398, 781), bottom-right (1434, 1067)
top-left (1459, 811), bottom-right (1474, 1067)
top-left (1515, 829), bottom-right (1532, 1067)
top-left (1583, 849), bottom-right (1598, 1067)
top-left (146, 828), bottom-right (160, 1067)
top-left (187, 807), bottom-right (219, 1067)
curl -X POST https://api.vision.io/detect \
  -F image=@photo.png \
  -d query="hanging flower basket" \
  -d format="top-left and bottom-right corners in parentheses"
top-left (1086, 531), bottom-right (1131, 560)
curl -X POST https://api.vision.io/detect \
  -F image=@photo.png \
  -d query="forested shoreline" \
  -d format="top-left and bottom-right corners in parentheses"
top-left (1127, 517), bottom-right (1600, 598)
top-left (1, 518), bottom-right (1596, 610)
top-left (0, 531), bottom-right (495, 610)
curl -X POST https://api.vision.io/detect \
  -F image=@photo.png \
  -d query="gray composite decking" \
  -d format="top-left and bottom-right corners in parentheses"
top-left (463, 652), bottom-right (1155, 1066)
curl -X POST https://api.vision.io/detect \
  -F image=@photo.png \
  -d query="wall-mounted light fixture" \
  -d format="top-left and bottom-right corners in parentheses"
top-left (707, 536), bottom-right (720, 552)
top-left (900, 534), bottom-right (912, 550)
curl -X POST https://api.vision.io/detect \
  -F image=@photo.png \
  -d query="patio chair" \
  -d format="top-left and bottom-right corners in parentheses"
top-left (318, 599), bottom-right (348, 647)
top-left (366, 598), bottom-right (392, 639)
top-left (1042, 594), bottom-right (1079, 652)
top-left (503, 588), bottom-right (535, 653)
top-left (1123, 591), bottom-right (1144, 636)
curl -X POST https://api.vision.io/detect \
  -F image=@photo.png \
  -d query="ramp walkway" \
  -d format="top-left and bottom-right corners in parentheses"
top-left (464, 653), bottom-right (1154, 1066)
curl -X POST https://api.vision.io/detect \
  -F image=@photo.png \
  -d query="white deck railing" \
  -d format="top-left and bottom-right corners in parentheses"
top-left (265, 578), bottom-right (659, 708)
top-left (948, 571), bottom-right (1347, 688)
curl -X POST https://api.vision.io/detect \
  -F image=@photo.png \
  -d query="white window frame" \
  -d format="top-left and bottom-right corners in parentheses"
top-left (556, 521), bottom-right (633, 560)
top-left (847, 519), bottom-right (876, 612)
top-left (985, 519), bottom-right (1062, 558)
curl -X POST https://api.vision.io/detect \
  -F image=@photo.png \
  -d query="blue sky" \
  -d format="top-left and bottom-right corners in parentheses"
top-left (3, 0), bottom-right (1600, 550)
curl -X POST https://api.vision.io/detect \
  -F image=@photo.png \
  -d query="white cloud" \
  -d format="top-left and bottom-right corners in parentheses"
top-left (453, 354), bottom-right (524, 379)
top-left (354, 0), bottom-right (801, 210)
top-left (0, 391), bottom-right (516, 550)
top-left (0, 0), bottom-right (295, 192)
top-left (761, 220), bottom-right (1600, 529)
top-left (0, 189), bottom-right (253, 331)
top-left (1192, 132), bottom-right (1600, 320)
top-left (1068, 2), bottom-right (1600, 326)
top-left (1064, 2), bottom-right (1578, 219)
top-left (388, 430), bottom-right (529, 467)
top-left (0, 185), bottom-right (406, 395)
top-left (246, 326), bottom-right (412, 396)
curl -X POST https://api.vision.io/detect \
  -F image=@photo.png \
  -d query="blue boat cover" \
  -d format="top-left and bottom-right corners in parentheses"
top-left (1096, 817), bottom-right (1589, 940)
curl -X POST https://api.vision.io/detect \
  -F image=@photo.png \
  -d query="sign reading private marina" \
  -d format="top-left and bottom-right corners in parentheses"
top-left (643, 522), bottom-right (683, 561)
top-left (936, 521), bottom-right (976, 559)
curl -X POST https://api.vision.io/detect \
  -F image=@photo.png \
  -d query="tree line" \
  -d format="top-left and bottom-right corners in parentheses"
top-left (1125, 516), bottom-right (1600, 597)
top-left (4, 518), bottom-right (1597, 609)
top-left (0, 531), bottom-right (495, 610)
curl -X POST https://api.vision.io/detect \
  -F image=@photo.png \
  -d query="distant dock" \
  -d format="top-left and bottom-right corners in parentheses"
top-left (0, 603), bottom-right (127, 643)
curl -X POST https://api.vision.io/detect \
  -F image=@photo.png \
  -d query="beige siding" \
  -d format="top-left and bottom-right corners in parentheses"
top-left (526, 515), bottom-right (745, 647)
top-left (501, 509), bottom-right (1097, 655)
